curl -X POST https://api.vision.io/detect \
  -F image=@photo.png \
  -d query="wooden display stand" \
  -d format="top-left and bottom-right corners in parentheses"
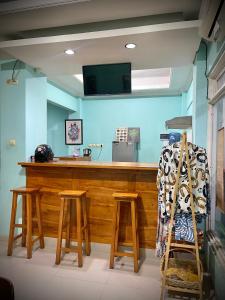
top-left (160, 132), bottom-right (203, 300)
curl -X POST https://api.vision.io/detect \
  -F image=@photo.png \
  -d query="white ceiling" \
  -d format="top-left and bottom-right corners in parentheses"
top-left (0, 0), bottom-right (202, 98)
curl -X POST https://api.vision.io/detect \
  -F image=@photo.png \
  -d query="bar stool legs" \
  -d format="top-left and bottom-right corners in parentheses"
top-left (55, 190), bottom-right (90, 267)
top-left (35, 193), bottom-right (45, 249)
top-left (131, 200), bottom-right (139, 272)
top-left (109, 201), bottom-right (119, 269)
top-left (26, 193), bottom-right (33, 259)
top-left (76, 197), bottom-right (83, 267)
top-left (82, 195), bottom-right (91, 256)
top-left (7, 192), bottom-right (18, 257)
top-left (135, 201), bottom-right (140, 260)
top-left (55, 198), bottom-right (65, 265)
top-left (21, 195), bottom-right (26, 247)
top-left (65, 199), bottom-right (71, 250)
top-left (7, 187), bottom-right (44, 259)
top-left (110, 192), bottom-right (139, 273)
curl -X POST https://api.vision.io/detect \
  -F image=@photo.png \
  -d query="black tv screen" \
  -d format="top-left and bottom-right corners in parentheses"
top-left (82, 63), bottom-right (131, 96)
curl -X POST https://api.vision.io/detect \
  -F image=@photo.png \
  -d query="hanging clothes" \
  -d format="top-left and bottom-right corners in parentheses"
top-left (157, 142), bottom-right (210, 218)
top-left (156, 216), bottom-right (170, 257)
top-left (156, 141), bottom-right (210, 257)
top-left (174, 213), bottom-right (194, 243)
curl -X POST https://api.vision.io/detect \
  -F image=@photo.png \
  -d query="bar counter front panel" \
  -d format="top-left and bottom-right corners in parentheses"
top-left (19, 161), bottom-right (158, 248)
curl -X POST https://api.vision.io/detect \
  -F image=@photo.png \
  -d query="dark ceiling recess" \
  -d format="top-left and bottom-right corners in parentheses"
top-left (0, 0), bottom-right (19, 3)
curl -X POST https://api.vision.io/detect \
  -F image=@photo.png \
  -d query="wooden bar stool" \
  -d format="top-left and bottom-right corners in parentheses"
top-left (7, 187), bottom-right (45, 259)
top-left (109, 192), bottom-right (139, 273)
top-left (55, 190), bottom-right (90, 267)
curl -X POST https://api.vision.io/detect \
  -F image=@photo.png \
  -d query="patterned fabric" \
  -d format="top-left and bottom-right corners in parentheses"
top-left (156, 142), bottom-right (210, 257)
top-left (174, 213), bottom-right (194, 243)
top-left (155, 217), bottom-right (170, 257)
top-left (157, 142), bottom-right (210, 219)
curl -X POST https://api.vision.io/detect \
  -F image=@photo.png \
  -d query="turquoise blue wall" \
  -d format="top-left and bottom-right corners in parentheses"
top-left (0, 66), bottom-right (29, 235)
top-left (179, 82), bottom-right (193, 141)
top-left (181, 92), bottom-right (187, 116)
top-left (25, 79), bottom-right (79, 160)
top-left (0, 63), bottom-right (79, 236)
top-left (82, 96), bottom-right (182, 162)
top-left (26, 77), bottom-right (48, 160)
top-left (185, 81), bottom-right (193, 116)
top-left (181, 81), bottom-right (193, 117)
top-left (47, 81), bottom-right (80, 112)
top-left (192, 42), bottom-right (208, 148)
top-left (47, 81), bottom-right (81, 156)
top-left (47, 102), bottom-right (69, 156)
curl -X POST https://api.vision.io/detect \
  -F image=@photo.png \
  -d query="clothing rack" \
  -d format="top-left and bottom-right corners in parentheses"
top-left (160, 132), bottom-right (203, 300)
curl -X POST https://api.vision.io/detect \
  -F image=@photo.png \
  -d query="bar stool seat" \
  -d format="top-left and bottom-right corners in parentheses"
top-left (112, 192), bottom-right (139, 199)
top-left (7, 187), bottom-right (45, 259)
top-left (55, 190), bottom-right (90, 267)
top-left (110, 192), bottom-right (139, 272)
top-left (59, 190), bottom-right (86, 197)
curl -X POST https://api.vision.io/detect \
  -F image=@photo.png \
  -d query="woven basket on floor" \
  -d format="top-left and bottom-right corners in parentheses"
top-left (160, 249), bottom-right (203, 291)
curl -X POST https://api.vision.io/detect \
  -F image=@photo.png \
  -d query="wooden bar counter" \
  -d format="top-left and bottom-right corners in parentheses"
top-left (19, 160), bottom-right (158, 248)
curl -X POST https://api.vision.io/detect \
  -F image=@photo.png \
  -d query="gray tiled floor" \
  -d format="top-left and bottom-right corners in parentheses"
top-left (0, 239), bottom-right (163, 300)
top-left (0, 238), bottom-right (175, 300)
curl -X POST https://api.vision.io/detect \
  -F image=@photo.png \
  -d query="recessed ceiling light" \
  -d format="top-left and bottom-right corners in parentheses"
top-left (125, 43), bottom-right (136, 49)
top-left (64, 49), bottom-right (75, 55)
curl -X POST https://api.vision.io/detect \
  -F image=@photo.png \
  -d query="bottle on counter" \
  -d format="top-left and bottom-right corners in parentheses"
top-left (73, 146), bottom-right (80, 157)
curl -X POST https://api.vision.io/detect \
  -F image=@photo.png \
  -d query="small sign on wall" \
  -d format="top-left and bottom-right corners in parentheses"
top-left (115, 127), bottom-right (140, 143)
top-left (65, 119), bottom-right (83, 145)
top-left (128, 127), bottom-right (140, 143)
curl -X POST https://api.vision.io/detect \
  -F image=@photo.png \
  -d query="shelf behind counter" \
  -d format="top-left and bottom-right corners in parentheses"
top-left (57, 156), bottom-right (91, 161)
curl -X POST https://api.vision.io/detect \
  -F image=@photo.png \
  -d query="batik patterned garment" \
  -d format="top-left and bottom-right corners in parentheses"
top-left (155, 142), bottom-right (210, 257)
top-left (157, 142), bottom-right (210, 219)
top-left (174, 213), bottom-right (194, 243)
top-left (155, 216), bottom-right (170, 257)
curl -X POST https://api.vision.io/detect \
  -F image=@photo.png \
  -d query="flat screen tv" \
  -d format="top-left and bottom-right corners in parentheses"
top-left (82, 62), bottom-right (131, 96)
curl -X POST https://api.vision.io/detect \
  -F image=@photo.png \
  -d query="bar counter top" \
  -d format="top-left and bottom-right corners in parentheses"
top-left (19, 160), bottom-right (158, 171)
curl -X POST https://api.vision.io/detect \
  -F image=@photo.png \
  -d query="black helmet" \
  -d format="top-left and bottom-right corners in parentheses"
top-left (34, 144), bottom-right (54, 162)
